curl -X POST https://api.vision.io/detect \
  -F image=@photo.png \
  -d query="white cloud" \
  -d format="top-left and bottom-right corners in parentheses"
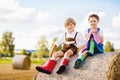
top-left (104, 29), bottom-right (120, 40)
top-left (112, 13), bottom-right (120, 28)
top-left (32, 25), bottom-right (64, 39)
top-left (86, 11), bottom-right (106, 19)
top-left (13, 25), bottom-right (65, 49)
top-left (0, 0), bottom-right (51, 23)
top-left (0, 0), bottom-right (18, 11)
top-left (78, 11), bottom-right (106, 35)
top-left (35, 11), bottom-right (51, 22)
top-left (103, 27), bottom-right (120, 49)
top-left (0, 0), bottom-right (53, 49)
top-left (14, 37), bottom-right (37, 50)
top-left (111, 40), bottom-right (120, 49)
top-left (0, 0), bottom-right (119, 50)
top-left (107, 13), bottom-right (120, 49)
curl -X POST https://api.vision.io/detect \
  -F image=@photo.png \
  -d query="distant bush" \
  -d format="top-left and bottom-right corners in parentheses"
top-left (104, 41), bottom-right (115, 52)
top-left (0, 57), bottom-right (46, 65)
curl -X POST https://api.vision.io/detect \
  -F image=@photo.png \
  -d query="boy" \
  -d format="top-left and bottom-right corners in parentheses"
top-left (36, 18), bottom-right (84, 74)
top-left (74, 14), bottom-right (104, 69)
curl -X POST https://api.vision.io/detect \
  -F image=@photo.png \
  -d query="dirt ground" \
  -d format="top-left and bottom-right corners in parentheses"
top-left (0, 64), bottom-right (38, 80)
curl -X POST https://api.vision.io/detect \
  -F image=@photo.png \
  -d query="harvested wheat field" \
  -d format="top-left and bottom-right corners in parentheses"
top-left (0, 52), bottom-right (120, 80)
top-left (0, 64), bottom-right (38, 80)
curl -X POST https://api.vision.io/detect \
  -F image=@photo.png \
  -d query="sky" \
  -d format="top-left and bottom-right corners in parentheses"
top-left (0, 0), bottom-right (120, 50)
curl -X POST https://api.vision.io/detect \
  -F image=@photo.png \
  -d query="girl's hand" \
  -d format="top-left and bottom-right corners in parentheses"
top-left (90, 29), bottom-right (98, 34)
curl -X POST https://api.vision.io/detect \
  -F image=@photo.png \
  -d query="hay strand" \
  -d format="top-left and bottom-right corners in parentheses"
top-left (105, 53), bottom-right (120, 80)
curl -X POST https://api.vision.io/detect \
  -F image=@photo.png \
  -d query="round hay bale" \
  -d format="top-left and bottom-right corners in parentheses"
top-left (12, 55), bottom-right (31, 69)
top-left (105, 53), bottom-right (120, 80)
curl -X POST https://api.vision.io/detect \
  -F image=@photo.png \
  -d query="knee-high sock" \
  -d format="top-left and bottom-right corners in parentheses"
top-left (79, 55), bottom-right (85, 61)
top-left (89, 40), bottom-right (95, 55)
top-left (74, 55), bottom-right (85, 69)
top-left (56, 58), bottom-right (68, 74)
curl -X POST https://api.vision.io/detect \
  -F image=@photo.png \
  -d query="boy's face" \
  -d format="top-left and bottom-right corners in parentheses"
top-left (89, 17), bottom-right (99, 28)
top-left (65, 22), bottom-right (75, 32)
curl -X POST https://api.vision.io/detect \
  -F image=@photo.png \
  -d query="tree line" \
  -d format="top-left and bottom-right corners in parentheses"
top-left (0, 31), bottom-right (14, 57)
top-left (0, 31), bottom-right (117, 58)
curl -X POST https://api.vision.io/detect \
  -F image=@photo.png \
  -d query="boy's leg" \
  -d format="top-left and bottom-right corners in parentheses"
top-left (88, 40), bottom-right (95, 56)
top-left (74, 51), bottom-right (88, 69)
top-left (36, 51), bottom-right (64, 74)
top-left (56, 49), bottom-right (73, 74)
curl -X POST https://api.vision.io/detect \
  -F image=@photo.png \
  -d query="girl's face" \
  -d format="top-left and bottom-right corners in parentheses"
top-left (89, 17), bottom-right (99, 28)
top-left (65, 22), bottom-right (75, 33)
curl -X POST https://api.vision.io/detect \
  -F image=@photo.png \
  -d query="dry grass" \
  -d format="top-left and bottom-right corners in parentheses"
top-left (105, 53), bottom-right (120, 80)
top-left (0, 64), bottom-right (39, 80)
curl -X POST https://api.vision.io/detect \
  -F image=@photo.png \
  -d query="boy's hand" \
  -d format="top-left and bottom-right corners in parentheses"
top-left (49, 45), bottom-right (56, 57)
top-left (49, 52), bottom-right (53, 57)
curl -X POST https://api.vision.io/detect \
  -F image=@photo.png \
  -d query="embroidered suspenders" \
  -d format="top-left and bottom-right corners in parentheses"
top-left (63, 32), bottom-right (78, 48)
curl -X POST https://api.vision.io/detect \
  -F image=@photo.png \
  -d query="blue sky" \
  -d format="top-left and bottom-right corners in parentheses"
top-left (0, 0), bottom-right (120, 49)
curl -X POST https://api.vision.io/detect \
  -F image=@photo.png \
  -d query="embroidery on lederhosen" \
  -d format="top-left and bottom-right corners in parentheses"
top-left (62, 32), bottom-right (78, 53)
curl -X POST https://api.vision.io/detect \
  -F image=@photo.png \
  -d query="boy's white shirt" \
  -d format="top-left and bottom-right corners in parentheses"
top-left (54, 30), bottom-right (84, 48)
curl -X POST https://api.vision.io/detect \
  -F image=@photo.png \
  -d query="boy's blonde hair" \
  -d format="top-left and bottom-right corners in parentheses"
top-left (64, 18), bottom-right (76, 27)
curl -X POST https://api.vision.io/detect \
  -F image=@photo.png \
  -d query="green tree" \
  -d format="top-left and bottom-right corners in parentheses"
top-left (31, 52), bottom-right (37, 58)
top-left (0, 31), bottom-right (15, 56)
top-left (36, 36), bottom-right (49, 58)
top-left (0, 41), bottom-right (4, 55)
top-left (21, 49), bottom-right (27, 55)
top-left (104, 41), bottom-right (115, 52)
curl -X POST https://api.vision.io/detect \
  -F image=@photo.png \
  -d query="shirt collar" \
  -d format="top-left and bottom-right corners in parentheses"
top-left (66, 30), bottom-right (76, 35)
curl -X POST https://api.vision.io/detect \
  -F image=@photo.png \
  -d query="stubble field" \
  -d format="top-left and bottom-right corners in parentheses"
top-left (0, 64), bottom-right (38, 80)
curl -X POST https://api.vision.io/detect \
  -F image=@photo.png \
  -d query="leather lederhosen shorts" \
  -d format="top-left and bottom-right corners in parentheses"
top-left (61, 44), bottom-right (78, 55)
top-left (61, 32), bottom-right (78, 55)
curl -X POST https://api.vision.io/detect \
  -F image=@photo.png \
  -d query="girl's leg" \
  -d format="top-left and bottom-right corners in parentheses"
top-left (74, 50), bottom-right (88, 69)
top-left (36, 51), bottom-right (64, 74)
top-left (88, 40), bottom-right (95, 56)
top-left (57, 49), bottom-right (73, 74)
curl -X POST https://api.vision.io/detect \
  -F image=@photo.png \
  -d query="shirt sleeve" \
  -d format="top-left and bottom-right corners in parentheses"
top-left (76, 32), bottom-right (85, 48)
top-left (54, 33), bottom-right (65, 47)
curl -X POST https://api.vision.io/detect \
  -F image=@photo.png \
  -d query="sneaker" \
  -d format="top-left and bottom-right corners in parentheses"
top-left (74, 59), bottom-right (82, 69)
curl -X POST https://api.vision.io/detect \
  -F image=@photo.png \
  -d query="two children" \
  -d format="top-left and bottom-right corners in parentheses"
top-left (36, 18), bottom-right (84, 74)
top-left (36, 14), bottom-right (104, 74)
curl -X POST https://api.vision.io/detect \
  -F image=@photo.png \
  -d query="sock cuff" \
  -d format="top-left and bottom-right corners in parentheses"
top-left (79, 55), bottom-right (85, 61)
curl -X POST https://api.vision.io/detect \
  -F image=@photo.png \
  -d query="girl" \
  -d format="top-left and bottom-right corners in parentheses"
top-left (74, 14), bottom-right (104, 69)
